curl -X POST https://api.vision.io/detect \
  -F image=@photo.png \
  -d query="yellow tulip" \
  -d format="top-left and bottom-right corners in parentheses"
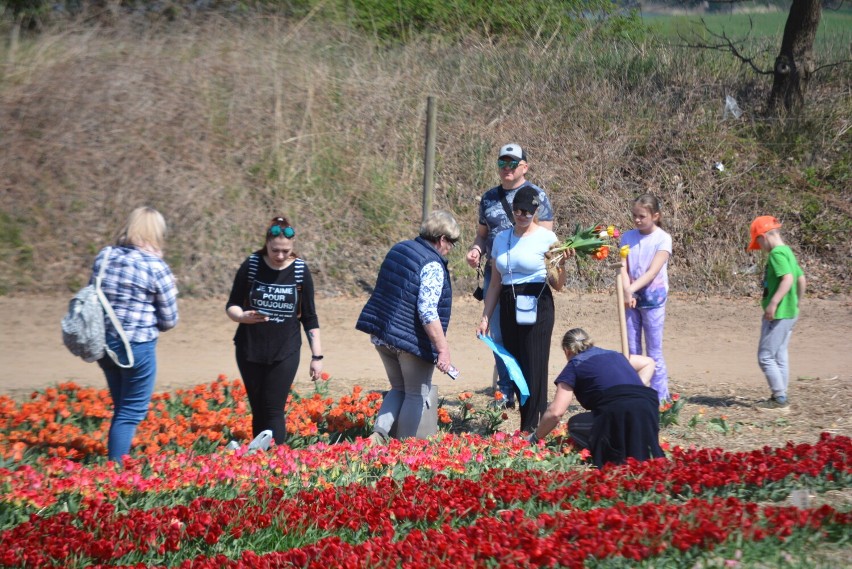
top-left (620, 245), bottom-right (630, 259)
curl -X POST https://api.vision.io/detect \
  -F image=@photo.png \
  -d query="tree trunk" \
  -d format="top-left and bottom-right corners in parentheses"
top-left (8, 16), bottom-right (21, 66)
top-left (767, 0), bottom-right (822, 113)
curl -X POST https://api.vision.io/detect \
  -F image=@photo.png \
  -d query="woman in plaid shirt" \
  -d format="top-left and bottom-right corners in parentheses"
top-left (92, 207), bottom-right (179, 464)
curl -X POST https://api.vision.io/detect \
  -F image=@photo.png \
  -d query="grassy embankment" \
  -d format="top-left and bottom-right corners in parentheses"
top-left (0, 7), bottom-right (849, 297)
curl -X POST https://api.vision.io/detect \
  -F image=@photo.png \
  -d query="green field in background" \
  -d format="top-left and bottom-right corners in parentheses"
top-left (644, 9), bottom-right (852, 52)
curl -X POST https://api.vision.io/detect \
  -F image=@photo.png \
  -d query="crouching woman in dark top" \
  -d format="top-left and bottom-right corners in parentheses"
top-left (529, 327), bottom-right (664, 468)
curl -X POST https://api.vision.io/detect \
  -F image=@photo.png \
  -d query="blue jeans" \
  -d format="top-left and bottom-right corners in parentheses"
top-left (758, 316), bottom-right (797, 400)
top-left (484, 265), bottom-right (513, 402)
top-left (98, 336), bottom-right (158, 464)
top-left (373, 345), bottom-right (437, 439)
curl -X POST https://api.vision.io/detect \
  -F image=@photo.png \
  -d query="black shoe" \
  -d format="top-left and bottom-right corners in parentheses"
top-left (506, 401), bottom-right (515, 410)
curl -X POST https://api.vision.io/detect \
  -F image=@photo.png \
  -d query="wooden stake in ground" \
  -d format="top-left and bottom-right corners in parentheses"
top-left (612, 262), bottom-right (630, 357)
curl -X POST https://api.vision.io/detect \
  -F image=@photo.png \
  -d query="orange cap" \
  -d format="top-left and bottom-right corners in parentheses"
top-left (747, 216), bottom-right (782, 250)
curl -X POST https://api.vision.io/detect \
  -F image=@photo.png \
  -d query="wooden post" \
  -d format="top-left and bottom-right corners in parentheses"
top-left (421, 96), bottom-right (436, 223)
top-left (610, 262), bottom-right (629, 357)
top-left (616, 273), bottom-right (630, 357)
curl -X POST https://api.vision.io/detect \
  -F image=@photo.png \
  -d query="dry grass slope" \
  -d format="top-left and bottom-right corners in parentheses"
top-left (0, 15), bottom-right (849, 297)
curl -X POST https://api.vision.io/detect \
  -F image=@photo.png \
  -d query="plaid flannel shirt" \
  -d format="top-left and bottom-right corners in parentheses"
top-left (91, 246), bottom-right (179, 343)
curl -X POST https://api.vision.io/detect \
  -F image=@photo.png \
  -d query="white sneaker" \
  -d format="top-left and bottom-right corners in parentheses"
top-left (225, 440), bottom-right (241, 451)
top-left (247, 430), bottom-right (273, 451)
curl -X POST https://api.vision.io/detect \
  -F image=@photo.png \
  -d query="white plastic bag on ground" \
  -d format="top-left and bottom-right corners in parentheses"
top-left (724, 95), bottom-right (743, 120)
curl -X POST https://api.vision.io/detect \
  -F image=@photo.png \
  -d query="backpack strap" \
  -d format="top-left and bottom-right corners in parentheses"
top-left (248, 253), bottom-right (302, 288)
top-left (247, 253), bottom-right (261, 290)
top-left (293, 258), bottom-right (305, 318)
top-left (293, 258), bottom-right (305, 286)
top-left (96, 247), bottom-right (135, 369)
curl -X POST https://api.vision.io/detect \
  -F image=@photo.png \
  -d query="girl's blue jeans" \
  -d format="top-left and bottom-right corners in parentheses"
top-left (98, 337), bottom-right (158, 464)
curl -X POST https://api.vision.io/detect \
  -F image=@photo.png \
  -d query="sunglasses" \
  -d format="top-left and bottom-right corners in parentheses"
top-left (268, 224), bottom-right (295, 238)
top-left (443, 235), bottom-right (458, 247)
top-left (513, 209), bottom-right (535, 218)
top-left (497, 159), bottom-right (521, 170)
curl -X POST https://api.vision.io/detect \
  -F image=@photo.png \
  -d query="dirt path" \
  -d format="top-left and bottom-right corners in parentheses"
top-left (2, 291), bottom-right (848, 396)
top-left (2, 292), bottom-right (850, 451)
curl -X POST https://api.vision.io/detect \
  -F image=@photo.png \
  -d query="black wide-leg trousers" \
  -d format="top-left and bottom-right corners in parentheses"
top-left (500, 284), bottom-right (554, 433)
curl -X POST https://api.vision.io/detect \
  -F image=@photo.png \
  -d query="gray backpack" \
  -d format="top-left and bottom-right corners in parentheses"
top-left (61, 248), bottom-right (134, 368)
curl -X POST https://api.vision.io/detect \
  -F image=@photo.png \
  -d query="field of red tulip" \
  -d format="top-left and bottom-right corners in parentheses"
top-left (0, 376), bottom-right (850, 568)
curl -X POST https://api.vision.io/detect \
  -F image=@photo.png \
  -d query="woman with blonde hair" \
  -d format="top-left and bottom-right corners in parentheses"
top-left (529, 327), bottom-right (663, 468)
top-left (93, 206), bottom-right (179, 464)
top-left (118, 207), bottom-right (168, 255)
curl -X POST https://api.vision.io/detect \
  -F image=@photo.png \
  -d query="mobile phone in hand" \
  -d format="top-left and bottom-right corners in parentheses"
top-left (257, 309), bottom-right (272, 317)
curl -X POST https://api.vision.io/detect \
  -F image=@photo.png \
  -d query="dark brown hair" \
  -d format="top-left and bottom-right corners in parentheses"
top-left (254, 214), bottom-right (298, 258)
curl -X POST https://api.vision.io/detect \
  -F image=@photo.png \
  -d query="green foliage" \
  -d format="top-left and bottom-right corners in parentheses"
top-left (659, 396), bottom-right (685, 428)
top-left (649, 11), bottom-right (786, 41)
top-left (707, 415), bottom-right (731, 434)
top-left (796, 193), bottom-right (852, 253)
top-left (647, 7), bottom-right (852, 56)
top-left (0, 0), bottom-right (644, 43)
top-left (1, 0), bottom-right (49, 20)
top-left (438, 392), bottom-right (507, 436)
top-left (0, 212), bottom-right (33, 295)
top-left (344, 0), bottom-right (636, 43)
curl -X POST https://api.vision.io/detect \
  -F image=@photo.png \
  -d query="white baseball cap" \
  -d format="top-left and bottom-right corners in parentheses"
top-left (498, 143), bottom-right (526, 162)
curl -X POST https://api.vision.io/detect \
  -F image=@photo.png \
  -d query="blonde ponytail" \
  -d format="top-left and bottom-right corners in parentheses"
top-left (561, 328), bottom-right (594, 354)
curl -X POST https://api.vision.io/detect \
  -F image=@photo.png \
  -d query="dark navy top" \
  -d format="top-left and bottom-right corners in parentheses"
top-left (554, 346), bottom-right (644, 410)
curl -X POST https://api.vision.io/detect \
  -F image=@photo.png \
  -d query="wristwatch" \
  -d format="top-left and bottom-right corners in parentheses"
top-left (311, 355), bottom-right (324, 361)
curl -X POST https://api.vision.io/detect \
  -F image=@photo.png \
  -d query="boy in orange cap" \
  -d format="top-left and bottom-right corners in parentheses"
top-left (747, 216), bottom-right (806, 411)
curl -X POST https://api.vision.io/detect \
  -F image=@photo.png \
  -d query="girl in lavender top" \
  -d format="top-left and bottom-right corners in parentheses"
top-left (620, 194), bottom-right (673, 401)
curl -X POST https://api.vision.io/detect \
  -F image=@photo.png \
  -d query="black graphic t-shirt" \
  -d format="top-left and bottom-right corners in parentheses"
top-left (226, 255), bottom-right (319, 364)
top-left (250, 279), bottom-right (299, 321)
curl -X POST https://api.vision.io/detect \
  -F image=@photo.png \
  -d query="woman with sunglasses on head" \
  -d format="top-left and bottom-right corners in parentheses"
top-left (357, 210), bottom-right (460, 445)
top-left (476, 186), bottom-right (570, 434)
top-left (226, 216), bottom-right (323, 449)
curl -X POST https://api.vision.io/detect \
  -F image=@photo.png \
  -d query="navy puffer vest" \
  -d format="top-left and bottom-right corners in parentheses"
top-left (356, 237), bottom-right (452, 362)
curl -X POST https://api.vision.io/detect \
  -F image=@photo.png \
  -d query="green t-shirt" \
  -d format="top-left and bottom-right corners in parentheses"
top-left (761, 245), bottom-right (803, 319)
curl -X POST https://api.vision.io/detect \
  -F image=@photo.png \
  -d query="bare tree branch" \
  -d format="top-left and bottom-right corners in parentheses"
top-left (813, 59), bottom-right (852, 73)
top-left (675, 17), bottom-right (773, 75)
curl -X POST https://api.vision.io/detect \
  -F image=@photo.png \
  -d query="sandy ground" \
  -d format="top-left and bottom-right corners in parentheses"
top-left (2, 291), bottom-right (850, 451)
top-left (2, 291), bottom-right (849, 398)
